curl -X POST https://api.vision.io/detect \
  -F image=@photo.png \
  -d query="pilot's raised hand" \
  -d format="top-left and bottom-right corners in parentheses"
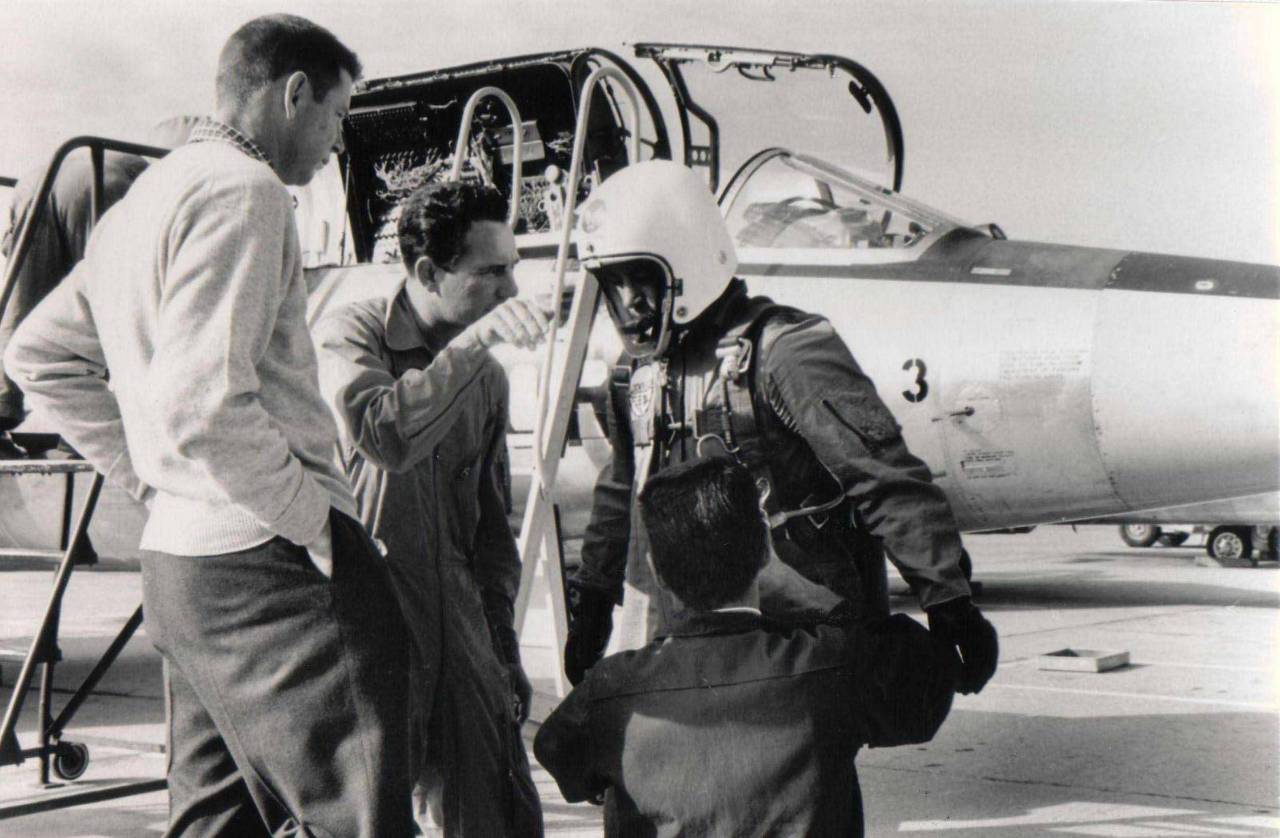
top-left (926, 596), bottom-right (998, 694)
top-left (459, 298), bottom-right (552, 351)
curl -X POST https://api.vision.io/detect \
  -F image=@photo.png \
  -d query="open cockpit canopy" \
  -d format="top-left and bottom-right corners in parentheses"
top-left (337, 43), bottom-right (924, 265)
top-left (631, 43), bottom-right (904, 198)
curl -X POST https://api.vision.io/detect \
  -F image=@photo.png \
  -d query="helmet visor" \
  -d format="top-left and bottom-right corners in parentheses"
top-left (591, 257), bottom-right (673, 358)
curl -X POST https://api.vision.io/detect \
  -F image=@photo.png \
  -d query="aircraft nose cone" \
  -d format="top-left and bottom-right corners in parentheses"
top-left (1090, 253), bottom-right (1280, 510)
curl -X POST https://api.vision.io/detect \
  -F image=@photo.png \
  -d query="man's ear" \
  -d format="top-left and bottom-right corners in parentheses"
top-left (283, 71), bottom-right (309, 120)
top-left (413, 256), bottom-right (437, 289)
top-left (641, 535), bottom-right (668, 591)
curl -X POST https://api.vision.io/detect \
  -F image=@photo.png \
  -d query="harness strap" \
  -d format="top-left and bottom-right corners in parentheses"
top-left (691, 301), bottom-right (797, 526)
top-left (766, 493), bottom-right (848, 530)
top-left (696, 299), bottom-right (859, 534)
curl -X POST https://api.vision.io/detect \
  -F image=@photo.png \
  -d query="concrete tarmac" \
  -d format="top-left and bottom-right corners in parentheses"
top-left (0, 525), bottom-right (1276, 836)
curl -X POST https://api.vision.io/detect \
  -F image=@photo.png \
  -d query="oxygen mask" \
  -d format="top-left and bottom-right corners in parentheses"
top-left (591, 257), bottom-right (675, 359)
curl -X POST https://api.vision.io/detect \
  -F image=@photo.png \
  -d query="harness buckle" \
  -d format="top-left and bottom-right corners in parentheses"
top-left (715, 337), bottom-right (754, 384)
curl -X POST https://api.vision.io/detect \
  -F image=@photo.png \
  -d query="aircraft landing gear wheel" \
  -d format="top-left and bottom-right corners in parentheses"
top-left (52, 742), bottom-right (89, 781)
top-left (1120, 524), bottom-right (1161, 548)
top-left (1157, 532), bottom-right (1190, 547)
top-left (1207, 527), bottom-right (1253, 563)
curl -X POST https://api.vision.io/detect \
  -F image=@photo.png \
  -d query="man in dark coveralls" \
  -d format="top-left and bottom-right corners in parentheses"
top-left (315, 181), bottom-right (545, 836)
top-left (563, 160), bottom-right (998, 696)
top-left (0, 115), bottom-right (199, 456)
top-left (536, 456), bottom-right (960, 837)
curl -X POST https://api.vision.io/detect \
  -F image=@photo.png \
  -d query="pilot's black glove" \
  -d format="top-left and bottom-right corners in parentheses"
top-left (564, 582), bottom-right (615, 686)
top-left (926, 596), bottom-right (998, 694)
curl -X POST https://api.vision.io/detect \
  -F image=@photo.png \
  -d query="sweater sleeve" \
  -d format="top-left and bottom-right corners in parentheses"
top-left (4, 268), bottom-right (150, 501)
top-left (145, 174), bottom-right (329, 545)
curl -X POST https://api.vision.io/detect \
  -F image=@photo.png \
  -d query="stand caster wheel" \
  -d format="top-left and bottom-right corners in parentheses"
top-left (53, 742), bottom-right (89, 781)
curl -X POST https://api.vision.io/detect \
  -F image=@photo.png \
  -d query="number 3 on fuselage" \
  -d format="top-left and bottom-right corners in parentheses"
top-left (901, 358), bottom-right (928, 403)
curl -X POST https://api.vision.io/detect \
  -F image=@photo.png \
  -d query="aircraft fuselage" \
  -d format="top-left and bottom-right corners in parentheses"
top-left (303, 225), bottom-right (1280, 535)
top-left (732, 231), bottom-right (1279, 531)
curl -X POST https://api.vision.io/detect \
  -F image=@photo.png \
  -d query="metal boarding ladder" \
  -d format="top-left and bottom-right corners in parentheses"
top-left (0, 136), bottom-right (169, 817)
top-left (512, 66), bottom-right (644, 697)
top-left (449, 86), bottom-right (524, 228)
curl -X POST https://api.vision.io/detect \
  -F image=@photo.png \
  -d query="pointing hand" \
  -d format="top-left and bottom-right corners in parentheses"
top-left (461, 298), bottom-right (553, 351)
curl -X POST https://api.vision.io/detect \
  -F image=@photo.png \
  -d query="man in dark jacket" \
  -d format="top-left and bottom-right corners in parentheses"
top-left (564, 160), bottom-right (998, 695)
top-left (536, 457), bottom-right (960, 837)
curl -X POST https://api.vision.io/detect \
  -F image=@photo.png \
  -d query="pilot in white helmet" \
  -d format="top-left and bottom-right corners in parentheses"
top-left (565, 159), bottom-right (998, 696)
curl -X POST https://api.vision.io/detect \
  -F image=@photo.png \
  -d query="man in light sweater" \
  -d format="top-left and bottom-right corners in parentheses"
top-left (4, 15), bottom-right (414, 838)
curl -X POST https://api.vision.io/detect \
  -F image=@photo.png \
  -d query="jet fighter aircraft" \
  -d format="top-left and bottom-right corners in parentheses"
top-left (2, 43), bottom-right (1276, 562)
top-left (324, 44), bottom-right (1279, 526)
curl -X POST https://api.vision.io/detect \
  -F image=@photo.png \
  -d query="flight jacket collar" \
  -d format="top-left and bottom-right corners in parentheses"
top-left (654, 608), bottom-right (769, 640)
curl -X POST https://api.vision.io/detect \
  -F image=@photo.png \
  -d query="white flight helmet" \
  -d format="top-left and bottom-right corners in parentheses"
top-left (578, 160), bottom-right (737, 358)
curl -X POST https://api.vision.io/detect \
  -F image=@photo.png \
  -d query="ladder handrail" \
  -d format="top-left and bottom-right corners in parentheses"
top-left (530, 66), bottom-right (642, 480)
top-left (0, 136), bottom-right (169, 320)
top-left (448, 87), bottom-right (524, 228)
top-left (513, 67), bottom-right (643, 690)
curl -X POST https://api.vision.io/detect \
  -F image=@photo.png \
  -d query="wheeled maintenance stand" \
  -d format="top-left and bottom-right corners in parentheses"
top-left (0, 461), bottom-right (164, 817)
top-left (0, 136), bottom-right (172, 818)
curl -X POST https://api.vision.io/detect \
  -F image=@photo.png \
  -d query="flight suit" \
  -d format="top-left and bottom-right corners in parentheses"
top-left (575, 279), bottom-right (972, 647)
top-left (0, 151), bottom-right (149, 428)
top-left (315, 285), bottom-right (542, 837)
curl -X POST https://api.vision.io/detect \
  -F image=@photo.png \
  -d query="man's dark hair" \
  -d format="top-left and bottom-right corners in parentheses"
top-left (638, 458), bottom-right (770, 611)
top-left (216, 14), bottom-right (362, 108)
top-left (397, 181), bottom-right (508, 274)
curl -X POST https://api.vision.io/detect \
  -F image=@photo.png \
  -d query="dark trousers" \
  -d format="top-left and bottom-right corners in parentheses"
top-left (141, 510), bottom-right (414, 838)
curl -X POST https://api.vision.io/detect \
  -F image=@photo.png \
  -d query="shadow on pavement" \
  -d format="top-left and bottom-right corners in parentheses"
top-left (864, 707), bottom-right (1280, 831)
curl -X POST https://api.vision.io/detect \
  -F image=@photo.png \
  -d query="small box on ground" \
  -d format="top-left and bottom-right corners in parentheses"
top-left (1037, 648), bottom-right (1129, 672)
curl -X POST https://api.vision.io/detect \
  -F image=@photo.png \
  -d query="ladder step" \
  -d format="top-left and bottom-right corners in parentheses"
top-left (0, 547), bottom-right (70, 562)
